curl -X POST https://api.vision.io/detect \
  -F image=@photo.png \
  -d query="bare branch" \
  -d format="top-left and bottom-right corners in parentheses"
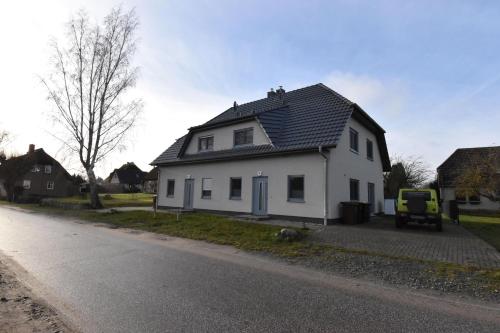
top-left (41, 6), bottom-right (142, 208)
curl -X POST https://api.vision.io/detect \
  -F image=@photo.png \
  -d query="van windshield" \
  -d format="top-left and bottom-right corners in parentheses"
top-left (402, 191), bottom-right (431, 201)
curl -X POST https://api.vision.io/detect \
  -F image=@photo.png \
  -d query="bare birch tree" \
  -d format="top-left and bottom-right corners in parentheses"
top-left (42, 7), bottom-right (142, 208)
top-left (0, 130), bottom-right (9, 151)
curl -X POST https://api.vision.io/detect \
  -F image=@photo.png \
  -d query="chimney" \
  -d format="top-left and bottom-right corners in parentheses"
top-left (28, 144), bottom-right (35, 154)
top-left (233, 101), bottom-right (241, 117)
top-left (276, 85), bottom-right (286, 104)
top-left (276, 85), bottom-right (285, 96)
top-left (267, 88), bottom-right (276, 98)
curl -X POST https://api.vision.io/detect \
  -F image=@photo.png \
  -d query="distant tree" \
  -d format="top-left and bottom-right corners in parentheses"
top-left (455, 152), bottom-right (500, 202)
top-left (0, 130), bottom-right (8, 149)
top-left (41, 7), bottom-right (142, 208)
top-left (70, 173), bottom-right (86, 185)
top-left (425, 178), bottom-right (440, 201)
top-left (0, 130), bottom-right (9, 160)
top-left (384, 155), bottom-right (432, 198)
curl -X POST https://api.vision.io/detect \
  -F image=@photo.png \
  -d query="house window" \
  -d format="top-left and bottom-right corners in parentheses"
top-left (366, 139), bottom-right (373, 160)
top-left (202, 178), bottom-right (213, 199)
top-left (23, 180), bottom-right (31, 189)
top-left (288, 175), bottom-right (305, 202)
top-left (198, 136), bottom-right (214, 152)
top-left (234, 128), bottom-right (254, 146)
top-left (166, 179), bottom-right (175, 197)
top-left (468, 192), bottom-right (481, 205)
top-left (349, 179), bottom-right (359, 201)
top-left (45, 165), bottom-right (52, 174)
top-left (230, 177), bottom-right (242, 199)
top-left (31, 165), bottom-right (40, 173)
top-left (455, 191), bottom-right (466, 204)
top-left (349, 128), bottom-right (358, 153)
top-left (47, 181), bottom-right (54, 190)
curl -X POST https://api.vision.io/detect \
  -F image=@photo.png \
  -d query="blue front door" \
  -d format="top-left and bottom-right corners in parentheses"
top-left (252, 176), bottom-right (268, 216)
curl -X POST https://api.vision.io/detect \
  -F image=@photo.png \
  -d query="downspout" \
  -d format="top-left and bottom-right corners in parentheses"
top-left (319, 146), bottom-right (329, 226)
top-left (155, 167), bottom-right (161, 212)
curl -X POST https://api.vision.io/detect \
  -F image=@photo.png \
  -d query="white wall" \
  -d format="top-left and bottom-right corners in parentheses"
top-left (441, 187), bottom-right (500, 211)
top-left (157, 153), bottom-right (326, 219)
top-left (110, 173), bottom-right (120, 184)
top-left (328, 117), bottom-right (385, 218)
top-left (185, 120), bottom-right (271, 154)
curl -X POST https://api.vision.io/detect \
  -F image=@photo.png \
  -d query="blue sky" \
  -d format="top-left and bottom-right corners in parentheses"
top-left (1, 0), bottom-right (499, 177)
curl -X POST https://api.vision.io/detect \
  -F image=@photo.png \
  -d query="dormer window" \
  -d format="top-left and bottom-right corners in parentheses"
top-left (198, 136), bottom-right (214, 152)
top-left (234, 128), bottom-right (253, 147)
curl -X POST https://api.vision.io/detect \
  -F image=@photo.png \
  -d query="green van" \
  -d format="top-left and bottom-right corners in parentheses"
top-left (395, 188), bottom-right (442, 231)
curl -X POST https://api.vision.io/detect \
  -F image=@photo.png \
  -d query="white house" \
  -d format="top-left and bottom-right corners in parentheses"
top-left (152, 84), bottom-right (391, 223)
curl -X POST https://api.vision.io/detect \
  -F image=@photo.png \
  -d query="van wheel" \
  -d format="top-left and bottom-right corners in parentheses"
top-left (395, 215), bottom-right (403, 228)
top-left (436, 217), bottom-right (443, 232)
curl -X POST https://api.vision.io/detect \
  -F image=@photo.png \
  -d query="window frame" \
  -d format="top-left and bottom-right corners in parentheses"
top-left (44, 165), bottom-right (52, 174)
top-left (468, 192), bottom-right (481, 205)
top-left (198, 135), bottom-right (214, 152)
top-left (31, 165), bottom-right (40, 173)
top-left (455, 193), bottom-right (467, 204)
top-left (166, 179), bottom-right (175, 197)
top-left (229, 177), bottom-right (242, 200)
top-left (287, 175), bottom-right (305, 203)
top-left (366, 139), bottom-right (373, 161)
top-left (233, 127), bottom-right (254, 147)
top-left (201, 178), bottom-right (213, 199)
top-left (23, 180), bottom-right (31, 190)
top-left (349, 178), bottom-right (360, 201)
top-left (47, 181), bottom-right (54, 190)
top-left (349, 128), bottom-right (359, 153)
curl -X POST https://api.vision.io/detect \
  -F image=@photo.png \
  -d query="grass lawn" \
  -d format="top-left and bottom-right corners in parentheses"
top-left (55, 193), bottom-right (154, 208)
top-left (459, 215), bottom-right (500, 251)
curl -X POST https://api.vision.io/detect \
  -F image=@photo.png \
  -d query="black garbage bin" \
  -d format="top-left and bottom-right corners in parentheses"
top-left (361, 203), bottom-right (371, 222)
top-left (341, 202), bottom-right (361, 224)
top-left (449, 200), bottom-right (459, 223)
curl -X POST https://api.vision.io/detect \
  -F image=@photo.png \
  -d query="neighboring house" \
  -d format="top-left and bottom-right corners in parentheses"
top-left (0, 144), bottom-right (77, 201)
top-left (151, 84), bottom-right (390, 223)
top-left (437, 146), bottom-right (500, 212)
top-left (106, 162), bottom-right (145, 192)
top-left (143, 167), bottom-right (158, 194)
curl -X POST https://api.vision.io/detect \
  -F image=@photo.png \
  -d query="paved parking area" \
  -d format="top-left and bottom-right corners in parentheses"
top-left (307, 217), bottom-right (500, 268)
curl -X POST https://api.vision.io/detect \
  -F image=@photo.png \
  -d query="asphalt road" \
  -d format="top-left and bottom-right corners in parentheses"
top-left (0, 206), bottom-right (499, 333)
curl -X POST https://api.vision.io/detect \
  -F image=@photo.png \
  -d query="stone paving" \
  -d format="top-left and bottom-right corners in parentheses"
top-left (305, 216), bottom-right (500, 268)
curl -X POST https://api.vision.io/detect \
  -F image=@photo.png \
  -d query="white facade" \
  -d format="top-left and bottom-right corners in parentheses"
top-left (185, 120), bottom-right (271, 154)
top-left (440, 187), bottom-right (500, 212)
top-left (157, 116), bottom-right (385, 221)
top-left (158, 153), bottom-right (326, 218)
top-left (328, 117), bottom-right (385, 218)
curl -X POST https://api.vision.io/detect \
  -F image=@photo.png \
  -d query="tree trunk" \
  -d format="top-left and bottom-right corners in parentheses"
top-left (86, 168), bottom-right (103, 209)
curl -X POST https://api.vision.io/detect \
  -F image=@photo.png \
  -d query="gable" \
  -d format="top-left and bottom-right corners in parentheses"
top-left (184, 119), bottom-right (271, 154)
top-left (438, 146), bottom-right (500, 187)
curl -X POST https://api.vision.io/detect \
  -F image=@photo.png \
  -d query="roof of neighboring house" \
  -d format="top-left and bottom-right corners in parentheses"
top-left (0, 148), bottom-right (72, 180)
top-left (437, 146), bottom-right (500, 187)
top-left (107, 162), bottom-right (145, 185)
top-left (152, 83), bottom-right (390, 171)
top-left (143, 167), bottom-right (158, 181)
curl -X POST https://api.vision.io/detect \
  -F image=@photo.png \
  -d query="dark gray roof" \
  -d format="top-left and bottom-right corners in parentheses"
top-left (437, 146), bottom-right (500, 187)
top-left (152, 83), bottom-right (390, 170)
top-left (107, 162), bottom-right (145, 185)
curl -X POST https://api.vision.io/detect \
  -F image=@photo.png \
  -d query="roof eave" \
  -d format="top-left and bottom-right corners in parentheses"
top-left (154, 144), bottom-right (336, 167)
